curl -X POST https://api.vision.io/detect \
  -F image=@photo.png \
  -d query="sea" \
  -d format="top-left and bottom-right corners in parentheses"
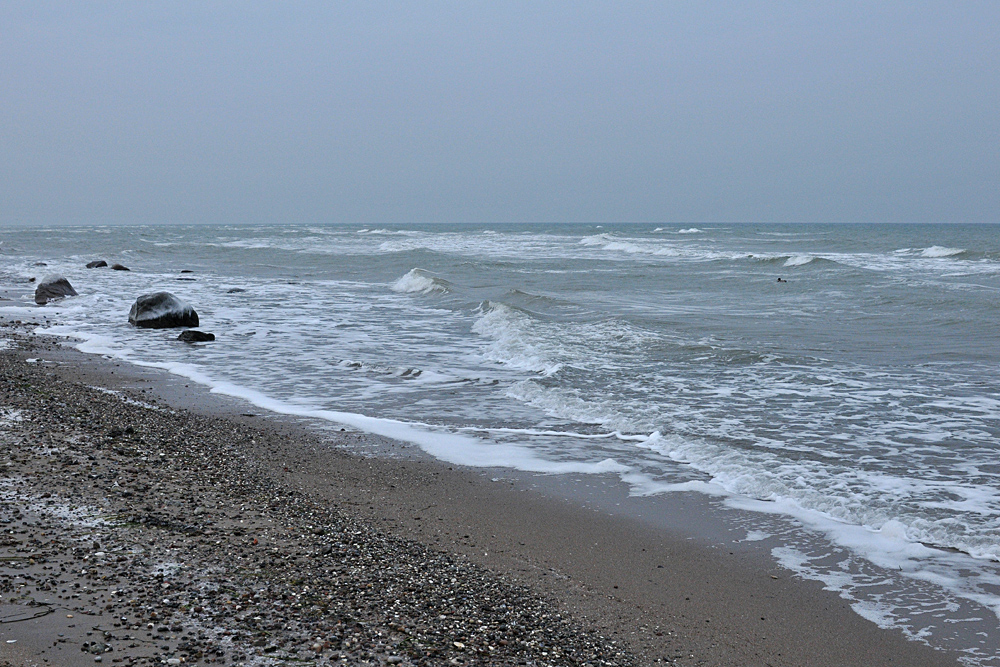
top-left (2, 222), bottom-right (999, 663)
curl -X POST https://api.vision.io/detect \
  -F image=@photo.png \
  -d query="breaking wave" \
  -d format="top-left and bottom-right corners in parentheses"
top-left (391, 268), bottom-right (450, 294)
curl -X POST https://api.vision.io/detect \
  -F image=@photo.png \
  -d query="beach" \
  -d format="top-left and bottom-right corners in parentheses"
top-left (4, 0), bottom-right (999, 662)
top-left (0, 323), bottom-right (961, 666)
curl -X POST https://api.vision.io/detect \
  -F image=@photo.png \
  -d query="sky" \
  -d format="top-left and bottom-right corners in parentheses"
top-left (1, 2), bottom-right (998, 225)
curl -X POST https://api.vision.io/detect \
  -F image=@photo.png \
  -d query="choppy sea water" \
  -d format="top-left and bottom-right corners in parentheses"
top-left (3, 222), bottom-right (1000, 663)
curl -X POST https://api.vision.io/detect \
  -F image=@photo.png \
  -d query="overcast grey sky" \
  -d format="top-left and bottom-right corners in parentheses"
top-left (2, 2), bottom-right (998, 224)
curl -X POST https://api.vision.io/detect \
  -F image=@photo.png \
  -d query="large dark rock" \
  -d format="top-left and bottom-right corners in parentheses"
top-left (86, 260), bottom-right (108, 269)
top-left (128, 292), bottom-right (199, 328)
top-left (34, 275), bottom-right (78, 305)
top-left (178, 330), bottom-right (215, 342)
top-left (111, 263), bottom-right (130, 271)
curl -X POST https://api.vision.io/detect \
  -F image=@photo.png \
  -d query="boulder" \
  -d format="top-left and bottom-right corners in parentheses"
top-left (34, 275), bottom-right (78, 305)
top-left (128, 292), bottom-right (199, 329)
top-left (111, 264), bottom-right (130, 271)
top-left (177, 330), bottom-right (215, 342)
top-left (86, 260), bottom-right (108, 269)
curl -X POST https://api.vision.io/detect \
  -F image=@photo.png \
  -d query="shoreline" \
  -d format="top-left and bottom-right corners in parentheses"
top-left (0, 323), bottom-right (961, 666)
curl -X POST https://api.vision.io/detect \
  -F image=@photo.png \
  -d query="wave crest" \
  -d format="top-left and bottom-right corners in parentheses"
top-left (391, 268), bottom-right (449, 294)
top-left (472, 302), bottom-right (562, 375)
top-left (920, 246), bottom-right (965, 258)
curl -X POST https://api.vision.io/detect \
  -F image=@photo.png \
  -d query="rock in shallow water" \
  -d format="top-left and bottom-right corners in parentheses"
top-left (35, 275), bottom-right (78, 305)
top-left (128, 292), bottom-right (199, 328)
top-left (178, 330), bottom-right (215, 342)
top-left (111, 263), bottom-right (130, 271)
top-left (86, 260), bottom-right (108, 268)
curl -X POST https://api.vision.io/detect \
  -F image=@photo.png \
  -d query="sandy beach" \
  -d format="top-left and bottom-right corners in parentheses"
top-left (0, 321), bottom-right (960, 666)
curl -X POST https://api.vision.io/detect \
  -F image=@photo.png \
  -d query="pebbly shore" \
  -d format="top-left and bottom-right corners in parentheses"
top-left (0, 323), bottom-right (633, 667)
top-left (0, 320), bottom-right (964, 667)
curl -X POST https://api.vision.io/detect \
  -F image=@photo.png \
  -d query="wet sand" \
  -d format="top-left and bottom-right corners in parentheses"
top-left (0, 321), bottom-right (959, 666)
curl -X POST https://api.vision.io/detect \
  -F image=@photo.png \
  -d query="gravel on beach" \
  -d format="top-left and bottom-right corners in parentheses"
top-left (0, 323), bottom-right (635, 667)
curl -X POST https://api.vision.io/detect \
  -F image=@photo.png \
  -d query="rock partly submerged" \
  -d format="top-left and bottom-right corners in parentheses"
top-left (128, 292), bottom-right (199, 328)
top-left (86, 260), bottom-right (108, 269)
top-left (111, 263), bottom-right (130, 271)
top-left (35, 275), bottom-right (78, 305)
top-left (178, 330), bottom-right (215, 342)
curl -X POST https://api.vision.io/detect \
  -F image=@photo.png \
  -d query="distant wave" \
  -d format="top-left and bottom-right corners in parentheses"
top-left (747, 254), bottom-right (839, 268)
top-left (358, 228), bottom-right (421, 236)
top-left (652, 227), bottom-right (703, 234)
top-left (578, 233), bottom-right (615, 246)
top-left (920, 246), bottom-right (966, 258)
top-left (578, 233), bottom-right (680, 256)
top-left (391, 268), bottom-right (450, 294)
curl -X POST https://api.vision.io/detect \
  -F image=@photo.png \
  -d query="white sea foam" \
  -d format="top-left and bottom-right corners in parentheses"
top-left (783, 255), bottom-right (815, 266)
top-left (743, 530), bottom-right (769, 542)
top-left (637, 428), bottom-right (1000, 561)
top-left (579, 233), bottom-right (615, 246)
top-left (759, 506), bottom-right (1000, 657)
top-left (505, 380), bottom-right (633, 430)
top-left (336, 358), bottom-right (456, 384)
top-left (159, 364), bottom-right (630, 474)
top-left (360, 229), bottom-right (420, 236)
top-left (677, 228), bottom-right (703, 234)
top-left (577, 233), bottom-right (680, 257)
top-left (471, 302), bottom-right (563, 375)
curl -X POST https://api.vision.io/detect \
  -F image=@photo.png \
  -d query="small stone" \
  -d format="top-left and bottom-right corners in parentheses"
top-left (177, 330), bottom-right (215, 343)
